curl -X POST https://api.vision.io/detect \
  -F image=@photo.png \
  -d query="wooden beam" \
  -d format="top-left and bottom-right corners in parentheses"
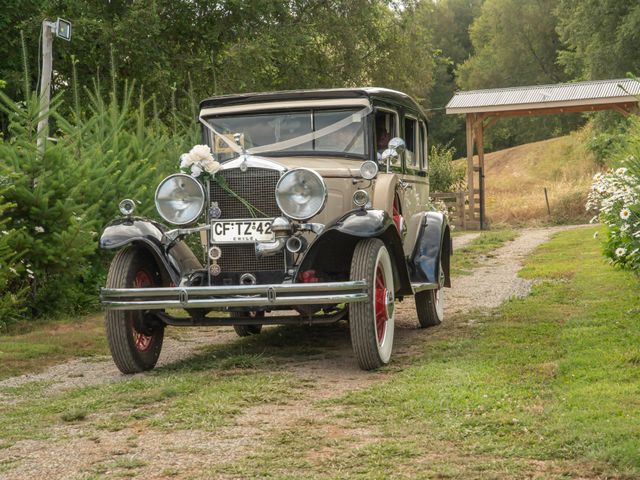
top-left (475, 101), bottom-right (639, 118)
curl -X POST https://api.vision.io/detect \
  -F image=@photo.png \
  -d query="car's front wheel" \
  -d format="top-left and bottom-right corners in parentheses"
top-left (105, 247), bottom-right (165, 374)
top-left (349, 238), bottom-right (395, 370)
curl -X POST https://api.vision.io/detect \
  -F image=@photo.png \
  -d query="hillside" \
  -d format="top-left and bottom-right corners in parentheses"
top-left (457, 133), bottom-right (599, 226)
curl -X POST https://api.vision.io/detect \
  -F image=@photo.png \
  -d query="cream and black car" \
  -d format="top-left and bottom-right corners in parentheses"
top-left (100, 88), bottom-right (452, 373)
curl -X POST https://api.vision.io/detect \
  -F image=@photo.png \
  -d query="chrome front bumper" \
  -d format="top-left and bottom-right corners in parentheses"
top-left (101, 281), bottom-right (367, 311)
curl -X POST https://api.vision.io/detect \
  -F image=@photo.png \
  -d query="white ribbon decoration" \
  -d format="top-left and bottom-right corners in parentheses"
top-left (198, 105), bottom-right (372, 157)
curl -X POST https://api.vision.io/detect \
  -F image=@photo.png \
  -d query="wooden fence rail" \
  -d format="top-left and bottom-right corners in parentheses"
top-left (430, 191), bottom-right (467, 230)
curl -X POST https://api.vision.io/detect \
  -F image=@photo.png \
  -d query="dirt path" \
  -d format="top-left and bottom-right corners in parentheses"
top-left (0, 231), bottom-right (484, 396)
top-left (0, 226), bottom-right (578, 479)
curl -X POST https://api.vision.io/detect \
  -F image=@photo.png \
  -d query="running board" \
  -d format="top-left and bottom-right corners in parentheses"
top-left (411, 282), bottom-right (439, 293)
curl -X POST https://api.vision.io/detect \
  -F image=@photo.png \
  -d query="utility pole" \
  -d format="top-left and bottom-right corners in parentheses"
top-left (36, 21), bottom-right (53, 155)
top-left (36, 18), bottom-right (71, 155)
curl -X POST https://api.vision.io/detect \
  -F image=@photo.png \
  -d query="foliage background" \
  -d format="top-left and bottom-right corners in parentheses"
top-left (1, 0), bottom-right (640, 322)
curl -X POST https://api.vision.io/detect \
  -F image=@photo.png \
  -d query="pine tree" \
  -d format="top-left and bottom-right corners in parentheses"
top-left (0, 90), bottom-right (98, 316)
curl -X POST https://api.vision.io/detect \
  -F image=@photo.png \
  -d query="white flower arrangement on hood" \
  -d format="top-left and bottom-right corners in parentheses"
top-left (180, 145), bottom-right (221, 178)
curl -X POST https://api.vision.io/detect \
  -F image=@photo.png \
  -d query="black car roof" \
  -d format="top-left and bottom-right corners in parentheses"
top-left (199, 87), bottom-right (425, 117)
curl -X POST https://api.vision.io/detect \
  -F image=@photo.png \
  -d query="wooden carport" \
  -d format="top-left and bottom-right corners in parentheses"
top-left (445, 78), bottom-right (640, 230)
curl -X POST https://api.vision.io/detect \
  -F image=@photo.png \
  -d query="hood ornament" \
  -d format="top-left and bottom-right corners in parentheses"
top-left (234, 134), bottom-right (249, 173)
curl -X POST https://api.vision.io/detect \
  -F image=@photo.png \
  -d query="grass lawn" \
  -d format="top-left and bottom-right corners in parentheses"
top-left (333, 227), bottom-right (640, 477)
top-left (0, 337), bottom-right (306, 446)
top-left (212, 227), bottom-right (640, 478)
top-left (2, 227), bottom-right (639, 479)
top-left (0, 314), bottom-right (108, 380)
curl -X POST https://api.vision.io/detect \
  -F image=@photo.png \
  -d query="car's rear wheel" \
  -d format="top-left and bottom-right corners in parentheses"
top-left (415, 259), bottom-right (445, 327)
top-left (105, 247), bottom-right (165, 374)
top-left (349, 239), bottom-right (395, 370)
top-left (231, 311), bottom-right (264, 337)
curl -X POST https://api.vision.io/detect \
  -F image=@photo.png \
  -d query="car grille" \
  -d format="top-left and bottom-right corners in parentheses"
top-left (218, 244), bottom-right (284, 273)
top-left (210, 167), bottom-right (284, 273)
top-left (209, 167), bottom-right (281, 219)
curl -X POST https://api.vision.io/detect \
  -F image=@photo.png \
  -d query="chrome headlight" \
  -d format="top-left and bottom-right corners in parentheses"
top-left (275, 168), bottom-right (327, 221)
top-left (154, 174), bottom-right (205, 225)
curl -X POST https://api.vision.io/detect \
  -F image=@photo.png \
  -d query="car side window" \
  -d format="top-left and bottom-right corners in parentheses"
top-left (404, 116), bottom-right (418, 168)
top-left (374, 110), bottom-right (398, 160)
top-left (419, 121), bottom-right (428, 171)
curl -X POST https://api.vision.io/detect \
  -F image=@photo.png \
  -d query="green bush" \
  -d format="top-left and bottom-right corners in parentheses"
top-left (427, 144), bottom-right (466, 192)
top-left (0, 186), bottom-right (26, 329)
top-left (0, 79), bottom-right (196, 324)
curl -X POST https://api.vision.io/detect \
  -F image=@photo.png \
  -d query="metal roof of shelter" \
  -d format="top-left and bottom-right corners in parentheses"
top-left (446, 78), bottom-right (640, 231)
top-left (446, 78), bottom-right (640, 115)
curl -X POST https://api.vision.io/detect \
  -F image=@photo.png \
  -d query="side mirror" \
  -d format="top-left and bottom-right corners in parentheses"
top-left (388, 137), bottom-right (406, 154)
top-left (381, 137), bottom-right (405, 172)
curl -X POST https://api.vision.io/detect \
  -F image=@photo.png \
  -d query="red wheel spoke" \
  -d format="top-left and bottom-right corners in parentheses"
top-left (374, 266), bottom-right (388, 343)
top-left (134, 271), bottom-right (152, 288)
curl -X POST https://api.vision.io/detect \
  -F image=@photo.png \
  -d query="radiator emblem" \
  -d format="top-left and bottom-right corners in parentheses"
top-left (209, 202), bottom-right (221, 219)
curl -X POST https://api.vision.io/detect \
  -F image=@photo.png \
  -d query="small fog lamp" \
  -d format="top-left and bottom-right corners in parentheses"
top-left (208, 246), bottom-right (222, 260)
top-left (119, 198), bottom-right (136, 216)
top-left (359, 160), bottom-right (378, 180)
top-left (352, 189), bottom-right (369, 208)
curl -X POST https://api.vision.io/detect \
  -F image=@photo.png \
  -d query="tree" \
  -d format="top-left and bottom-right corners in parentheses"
top-left (420, 0), bottom-right (483, 152)
top-left (455, 0), bottom-right (583, 150)
top-left (556, 0), bottom-right (640, 80)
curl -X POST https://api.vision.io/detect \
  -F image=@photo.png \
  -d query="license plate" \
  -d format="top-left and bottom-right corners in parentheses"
top-left (211, 219), bottom-right (274, 243)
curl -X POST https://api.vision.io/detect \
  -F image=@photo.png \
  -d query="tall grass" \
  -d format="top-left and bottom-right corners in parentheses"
top-left (460, 130), bottom-right (599, 226)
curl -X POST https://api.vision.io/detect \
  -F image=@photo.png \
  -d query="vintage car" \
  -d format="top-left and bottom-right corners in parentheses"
top-left (100, 87), bottom-right (452, 373)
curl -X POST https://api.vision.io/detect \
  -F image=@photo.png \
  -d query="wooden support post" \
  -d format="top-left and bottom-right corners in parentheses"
top-left (476, 116), bottom-right (486, 230)
top-left (544, 187), bottom-right (551, 215)
top-left (466, 114), bottom-right (475, 224)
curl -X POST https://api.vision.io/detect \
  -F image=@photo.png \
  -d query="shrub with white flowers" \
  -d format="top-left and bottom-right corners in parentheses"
top-left (586, 161), bottom-right (640, 272)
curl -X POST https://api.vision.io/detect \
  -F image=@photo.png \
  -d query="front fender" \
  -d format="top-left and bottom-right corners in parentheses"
top-left (410, 212), bottom-right (451, 287)
top-left (100, 217), bottom-right (167, 250)
top-left (100, 217), bottom-right (201, 285)
top-left (297, 209), bottom-right (412, 295)
top-left (330, 208), bottom-right (395, 237)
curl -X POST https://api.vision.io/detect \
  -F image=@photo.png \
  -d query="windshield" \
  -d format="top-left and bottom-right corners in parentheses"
top-left (207, 108), bottom-right (368, 161)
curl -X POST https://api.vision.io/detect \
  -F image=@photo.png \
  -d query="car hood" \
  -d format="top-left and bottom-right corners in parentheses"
top-left (262, 156), bottom-right (364, 178)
